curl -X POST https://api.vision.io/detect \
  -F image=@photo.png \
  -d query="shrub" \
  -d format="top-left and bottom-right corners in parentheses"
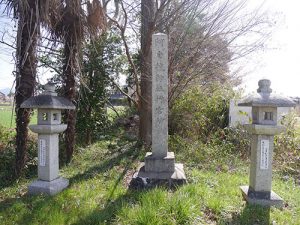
top-left (170, 84), bottom-right (235, 142)
top-left (169, 84), bottom-right (250, 168)
top-left (0, 125), bottom-right (37, 186)
top-left (169, 133), bottom-right (247, 170)
top-left (274, 112), bottom-right (300, 176)
top-left (0, 125), bottom-right (15, 148)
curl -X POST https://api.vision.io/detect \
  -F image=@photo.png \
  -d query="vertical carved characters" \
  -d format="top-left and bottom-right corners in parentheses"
top-left (152, 33), bottom-right (168, 157)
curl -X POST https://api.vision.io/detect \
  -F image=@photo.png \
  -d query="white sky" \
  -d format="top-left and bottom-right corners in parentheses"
top-left (240, 0), bottom-right (300, 96)
top-left (0, 1), bottom-right (299, 97)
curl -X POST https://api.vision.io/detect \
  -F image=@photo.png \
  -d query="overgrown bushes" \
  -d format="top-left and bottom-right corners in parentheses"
top-left (169, 84), bottom-right (250, 168)
top-left (170, 85), bottom-right (234, 141)
top-left (0, 125), bottom-right (37, 186)
top-left (169, 84), bottom-right (300, 175)
top-left (274, 112), bottom-right (300, 177)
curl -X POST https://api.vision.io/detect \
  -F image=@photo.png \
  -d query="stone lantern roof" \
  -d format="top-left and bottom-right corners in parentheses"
top-left (238, 79), bottom-right (296, 108)
top-left (21, 82), bottom-right (75, 110)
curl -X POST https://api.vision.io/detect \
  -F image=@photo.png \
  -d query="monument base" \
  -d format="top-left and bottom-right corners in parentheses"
top-left (145, 152), bottom-right (175, 172)
top-left (28, 177), bottom-right (69, 196)
top-left (240, 185), bottom-right (283, 208)
top-left (130, 162), bottom-right (186, 189)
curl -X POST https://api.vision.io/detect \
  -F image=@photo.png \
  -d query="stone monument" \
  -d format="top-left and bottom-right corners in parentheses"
top-left (21, 82), bottom-right (75, 195)
top-left (132, 33), bottom-right (186, 186)
top-left (238, 79), bottom-right (295, 207)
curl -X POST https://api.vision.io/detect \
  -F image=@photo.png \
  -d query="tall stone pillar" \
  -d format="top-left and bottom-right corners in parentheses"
top-left (132, 33), bottom-right (186, 187)
top-left (151, 33), bottom-right (168, 158)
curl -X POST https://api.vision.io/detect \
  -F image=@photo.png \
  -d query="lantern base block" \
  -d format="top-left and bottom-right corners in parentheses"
top-left (240, 185), bottom-right (283, 208)
top-left (28, 177), bottom-right (69, 196)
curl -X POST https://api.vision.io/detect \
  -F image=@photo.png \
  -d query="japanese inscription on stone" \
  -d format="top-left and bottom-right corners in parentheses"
top-left (39, 139), bottom-right (46, 166)
top-left (152, 33), bottom-right (168, 157)
top-left (260, 139), bottom-right (269, 170)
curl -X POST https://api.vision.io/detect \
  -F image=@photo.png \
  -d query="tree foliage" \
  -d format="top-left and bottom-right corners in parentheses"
top-left (76, 32), bottom-right (124, 145)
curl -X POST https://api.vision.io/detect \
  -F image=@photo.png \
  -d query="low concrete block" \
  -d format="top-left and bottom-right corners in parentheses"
top-left (28, 177), bottom-right (69, 196)
top-left (130, 162), bottom-right (186, 189)
top-left (240, 185), bottom-right (283, 208)
top-left (145, 152), bottom-right (175, 173)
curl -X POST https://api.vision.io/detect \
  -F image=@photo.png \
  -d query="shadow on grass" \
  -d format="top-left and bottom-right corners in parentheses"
top-left (71, 140), bottom-right (145, 224)
top-left (72, 189), bottom-right (143, 225)
top-left (0, 194), bottom-right (65, 225)
top-left (72, 162), bottom-right (145, 225)
top-left (68, 140), bottom-right (142, 186)
top-left (0, 139), bottom-right (143, 225)
top-left (220, 204), bottom-right (270, 225)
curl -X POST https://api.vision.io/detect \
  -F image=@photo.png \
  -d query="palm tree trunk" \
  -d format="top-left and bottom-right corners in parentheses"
top-left (63, 35), bottom-right (78, 163)
top-left (62, 0), bottom-right (83, 163)
top-left (15, 0), bottom-right (39, 176)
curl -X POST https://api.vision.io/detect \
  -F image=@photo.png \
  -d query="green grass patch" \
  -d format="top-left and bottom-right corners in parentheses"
top-left (0, 105), bottom-right (37, 128)
top-left (1, 131), bottom-right (299, 225)
top-left (0, 105), bottom-right (15, 128)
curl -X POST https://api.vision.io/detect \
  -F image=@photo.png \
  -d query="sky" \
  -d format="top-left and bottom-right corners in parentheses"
top-left (0, 1), bottom-right (299, 97)
top-left (239, 0), bottom-right (300, 96)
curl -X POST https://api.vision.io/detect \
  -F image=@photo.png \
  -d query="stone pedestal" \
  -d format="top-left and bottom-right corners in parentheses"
top-left (28, 177), bottom-right (69, 196)
top-left (240, 186), bottom-right (283, 208)
top-left (145, 152), bottom-right (175, 173)
top-left (139, 152), bottom-right (186, 181)
top-left (133, 163), bottom-right (186, 182)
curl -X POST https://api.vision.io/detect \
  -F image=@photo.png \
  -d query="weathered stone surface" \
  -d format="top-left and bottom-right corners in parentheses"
top-left (37, 109), bottom-right (62, 125)
top-left (238, 79), bottom-right (295, 108)
top-left (23, 82), bottom-right (71, 196)
top-left (37, 134), bottom-right (59, 181)
top-left (240, 186), bottom-right (283, 208)
top-left (21, 95), bottom-right (75, 109)
top-left (229, 99), bottom-right (292, 127)
top-left (131, 33), bottom-right (186, 188)
top-left (145, 152), bottom-right (175, 173)
top-left (28, 177), bottom-right (69, 196)
top-left (21, 82), bottom-right (75, 110)
top-left (239, 79), bottom-right (287, 207)
top-left (244, 124), bottom-right (285, 135)
top-left (152, 33), bottom-right (168, 158)
top-left (249, 135), bottom-right (273, 192)
top-left (130, 163), bottom-right (186, 189)
top-left (29, 124), bottom-right (67, 134)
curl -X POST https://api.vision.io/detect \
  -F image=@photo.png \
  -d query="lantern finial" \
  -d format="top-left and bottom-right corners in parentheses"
top-left (257, 79), bottom-right (272, 95)
top-left (43, 82), bottom-right (57, 96)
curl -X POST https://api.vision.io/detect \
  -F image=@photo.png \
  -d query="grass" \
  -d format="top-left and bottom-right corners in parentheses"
top-left (0, 105), bottom-right (37, 128)
top-left (1, 128), bottom-right (299, 225)
top-left (0, 105), bottom-right (15, 128)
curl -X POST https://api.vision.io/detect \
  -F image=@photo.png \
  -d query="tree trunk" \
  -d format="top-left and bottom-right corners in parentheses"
top-left (63, 0), bottom-right (82, 163)
top-left (63, 37), bottom-right (78, 163)
top-left (15, 0), bottom-right (39, 176)
top-left (139, 0), bottom-right (155, 145)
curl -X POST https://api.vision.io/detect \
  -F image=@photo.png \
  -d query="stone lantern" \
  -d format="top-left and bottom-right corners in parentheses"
top-left (238, 79), bottom-right (295, 207)
top-left (21, 82), bottom-right (75, 195)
